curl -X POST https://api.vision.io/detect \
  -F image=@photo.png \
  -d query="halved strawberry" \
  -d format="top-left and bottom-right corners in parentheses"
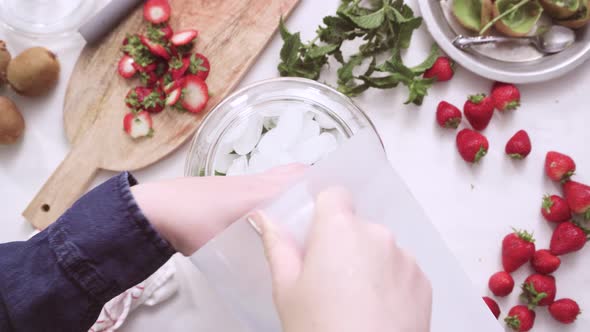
top-left (132, 61), bottom-right (157, 73)
top-left (163, 78), bottom-right (185, 94)
top-left (118, 55), bottom-right (137, 79)
top-left (169, 56), bottom-right (190, 80)
top-left (188, 53), bottom-right (210, 80)
top-left (142, 88), bottom-right (166, 113)
top-left (180, 75), bottom-right (209, 113)
top-left (140, 71), bottom-right (159, 87)
top-left (143, 0), bottom-right (171, 24)
top-left (140, 35), bottom-right (170, 59)
top-left (160, 24), bottom-right (173, 39)
top-left (125, 87), bottom-right (153, 109)
top-left (166, 88), bottom-right (181, 106)
top-left (124, 111), bottom-right (154, 138)
top-left (171, 29), bottom-right (198, 46)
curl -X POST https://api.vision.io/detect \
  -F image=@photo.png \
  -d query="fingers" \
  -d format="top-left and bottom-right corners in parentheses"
top-left (248, 211), bottom-right (302, 295)
top-left (310, 187), bottom-right (356, 234)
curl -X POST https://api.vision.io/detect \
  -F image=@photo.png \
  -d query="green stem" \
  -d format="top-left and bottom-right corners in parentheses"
top-left (479, 0), bottom-right (531, 35)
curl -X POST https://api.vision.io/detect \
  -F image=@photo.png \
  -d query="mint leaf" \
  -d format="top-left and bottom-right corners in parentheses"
top-left (307, 43), bottom-right (339, 59)
top-left (346, 7), bottom-right (385, 29)
top-left (410, 44), bottom-right (439, 74)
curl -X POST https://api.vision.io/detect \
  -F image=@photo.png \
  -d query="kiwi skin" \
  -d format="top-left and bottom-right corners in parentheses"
top-left (0, 41), bottom-right (10, 87)
top-left (0, 96), bottom-right (24, 144)
top-left (7, 47), bottom-right (60, 97)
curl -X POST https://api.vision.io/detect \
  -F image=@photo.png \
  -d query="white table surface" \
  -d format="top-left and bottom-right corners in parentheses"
top-left (1, 1), bottom-right (589, 331)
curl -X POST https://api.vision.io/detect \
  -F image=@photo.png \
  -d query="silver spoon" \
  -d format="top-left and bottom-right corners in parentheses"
top-left (452, 26), bottom-right (576, 54)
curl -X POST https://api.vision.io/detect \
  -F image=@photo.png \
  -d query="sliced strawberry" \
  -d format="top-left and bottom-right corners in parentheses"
top-left (124, 111), bottom-right (154, 138)
top-left (180, 75), bottom-right (209, 113)
top-left (140, 35), bottom-right (170, 59)
top-left (188, 53), bottom-right (210, 80)
top-left (143, 0), bottom-right (171, 24)
top-left (166, 88), bottom-right (181, 106)
top-left (118, 55), bottom-right (137, 79)
top-left (169, 56), bottom-right (190, 80)
top-left (171, 29), bottom-right (198, 46)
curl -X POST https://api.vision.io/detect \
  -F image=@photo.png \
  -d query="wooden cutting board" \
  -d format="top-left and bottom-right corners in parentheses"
top-left (23, 0), bottom-right (299, 230)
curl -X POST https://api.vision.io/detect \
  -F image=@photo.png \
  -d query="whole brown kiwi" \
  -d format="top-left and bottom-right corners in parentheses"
top-left (7, 47), bottom-right (60, 97)
top-left (0, 96), bottom-right (24, 144)
top-left (0, 41), bottom-right (10, 87)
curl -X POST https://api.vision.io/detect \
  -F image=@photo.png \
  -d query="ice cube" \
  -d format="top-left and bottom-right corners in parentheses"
top-left (291, 132), bottom-right (338, 165)
top-left (226, 155), bottom-right (248, 176)
top-left (257, 111), bottom-right (304, 154)
top-left (214, 152), bottom-right (239, 174)
top-left (314, 112), bottom-right (337, 129)
top-left (263, 116), bottom-right (278, 131)
top-left (299, 116), bottom-right (320, 141)
top-left (233, 116), bottom-right (263, 155)
top-left (247, 150), bottom-right (273, 174)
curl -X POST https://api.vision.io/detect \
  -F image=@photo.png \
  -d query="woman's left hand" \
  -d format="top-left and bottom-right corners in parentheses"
top-left (131, 164), bottom-right (306, 255)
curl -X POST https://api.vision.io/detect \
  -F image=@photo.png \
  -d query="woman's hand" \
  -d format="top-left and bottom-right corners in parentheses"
top-left (131, 164), bottom-right (306, 255)
top-left (251, 187), bottom-right (433, 332)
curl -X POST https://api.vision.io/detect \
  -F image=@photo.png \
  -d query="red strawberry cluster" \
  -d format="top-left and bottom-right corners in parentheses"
top-left (433, 81), bottom-right (528, 163)
top-left (118, 0), bottom-right (211, 139)
top-left (482, 151), bottom-right (589, 331)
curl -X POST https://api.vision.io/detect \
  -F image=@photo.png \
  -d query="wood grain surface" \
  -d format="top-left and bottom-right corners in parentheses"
top-left (23, 0), bottom-right (300, 230)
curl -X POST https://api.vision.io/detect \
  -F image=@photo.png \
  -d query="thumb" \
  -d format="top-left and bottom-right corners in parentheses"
top-left (248, 211), bottom-right (302, 295)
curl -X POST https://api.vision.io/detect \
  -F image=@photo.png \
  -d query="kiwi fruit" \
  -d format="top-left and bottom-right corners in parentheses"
top-left (7, 47), bottom-right (60, 97)
top-left (540, 0), bottom-right (580, 19)
top-left (0, 41), bottom-right (10, 87)
top-left (0, 96), bottom-right (24, 144)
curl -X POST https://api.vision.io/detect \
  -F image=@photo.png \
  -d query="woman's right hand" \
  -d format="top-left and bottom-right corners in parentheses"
top-left (251, 187), bottom-right (433, 332)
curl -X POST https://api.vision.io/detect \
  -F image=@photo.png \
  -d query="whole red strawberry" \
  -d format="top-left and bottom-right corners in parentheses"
top-left (531, 249), bottom-right (561, 275)
top-left (521, 274), bottom-right (556, 307)
top-left (505, 130), bottom-right (531, 159)
top-left (545, 151), bottom-right (575, 182)
top-left (502, 229), bottom-right (536, 272)
top-left (464, 94), bottom-right (494, 130)
top-left (482, 296), bottom-right (501, 319)
top-left (550, 221), bottom-right (589, 255)
top-left (488, 271), bottom-right (514, 297)
top-left (456, 129), bottom-right (489, 163)
top-left (563, 180), bottom-right (590, 219)
top-left (549, 298), bottom-right (581, 324)
top-left (505, 305), bottom-right (535, 331)
top-left (423, 56), bottom-right (454, 82)
top-left (541, 195), bottom-right (571, 223)
top-left (491, 82), bottom-right (520, 111)
top-left (436, 101), bottom-right (462, 129)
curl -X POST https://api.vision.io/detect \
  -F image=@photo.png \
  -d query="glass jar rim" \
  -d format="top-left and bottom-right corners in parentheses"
top-left (184, 77), bottom-right (382, 177)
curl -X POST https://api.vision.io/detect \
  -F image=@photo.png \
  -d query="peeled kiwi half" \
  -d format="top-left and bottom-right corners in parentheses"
top-left (453, 0), bottom-right (494, 33)
top-left (7, 47), bottom-right (60, 97)
top-left (540, 0), bottom-right (580, 19)
top-left (556, 0), bottom-right (590, 28)
top-left (493, 0), bottom-right (544, 37)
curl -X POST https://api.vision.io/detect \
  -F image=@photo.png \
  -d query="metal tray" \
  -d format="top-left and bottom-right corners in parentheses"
top-left (418, 0), bottom-right (590, 83)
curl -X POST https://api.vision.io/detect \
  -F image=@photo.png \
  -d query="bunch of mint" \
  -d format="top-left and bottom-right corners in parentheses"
top-left (278, 0), bottom-right (439, 105)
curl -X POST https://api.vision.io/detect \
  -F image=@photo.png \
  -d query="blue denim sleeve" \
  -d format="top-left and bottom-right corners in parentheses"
top-left (0, 172), bottom-right (176, 331)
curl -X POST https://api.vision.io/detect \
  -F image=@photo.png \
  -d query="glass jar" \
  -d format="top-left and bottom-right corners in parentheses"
top-left (0, 0), bottom-right (96, 38)
top-left (185, 77), bottom-right (381, 177)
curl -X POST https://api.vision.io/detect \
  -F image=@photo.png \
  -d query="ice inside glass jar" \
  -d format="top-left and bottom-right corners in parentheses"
top-left (185, 78), bottom-right (378, 177)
